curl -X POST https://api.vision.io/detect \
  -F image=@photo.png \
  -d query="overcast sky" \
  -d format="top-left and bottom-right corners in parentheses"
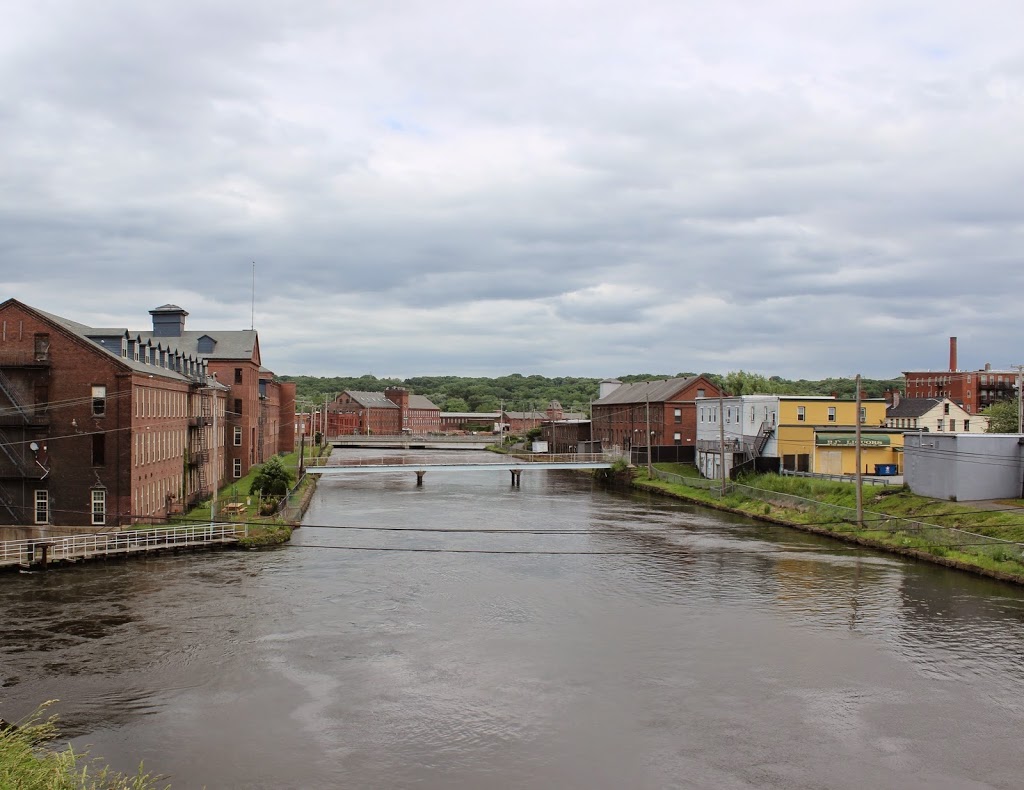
top-left (2, 1), bottom-right (1022, 380)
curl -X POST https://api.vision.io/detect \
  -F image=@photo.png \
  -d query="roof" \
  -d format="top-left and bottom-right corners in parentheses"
top-left (409, 394), bottom-right (440, 410)
top-left (442, 412), bottom-right (500, 419)
top-left (341, 391), bottom-right (399, 408)
top-left (135, 329), bottom-right (258, 361)
top-left (505, 411), bottom-right (547, 419)
top-left (593, 376), bottom-right (704, 405)
top-left (887, 397), bottom-right (947, 418)
top-left (34, 306), bottom-right (202, 384)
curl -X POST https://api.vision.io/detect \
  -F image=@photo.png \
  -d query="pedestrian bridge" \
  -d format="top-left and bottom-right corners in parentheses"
top-left (305, 454), bottom-right (613, 486)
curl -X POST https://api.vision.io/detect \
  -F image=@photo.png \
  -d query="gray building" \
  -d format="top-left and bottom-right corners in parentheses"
top-left (903, 433), bottom-right (1024, 501)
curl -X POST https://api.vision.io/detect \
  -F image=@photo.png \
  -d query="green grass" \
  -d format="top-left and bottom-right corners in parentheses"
top-left (0, 703), bottom-right (165, 789)
top-left (633, 468), bottom-right (1024, 582)
top-left (174, 445), bottom-right (328, 526)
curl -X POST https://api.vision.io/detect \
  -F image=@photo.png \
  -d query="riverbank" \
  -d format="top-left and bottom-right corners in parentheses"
top-left (627, 465), bottom-right (1024, 586)
top-left (0, 704), bottom-right (164, 789)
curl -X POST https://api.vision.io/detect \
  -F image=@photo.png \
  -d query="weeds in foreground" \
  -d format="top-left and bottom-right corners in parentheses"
top-left (0, 702), bottom-right (167, 790)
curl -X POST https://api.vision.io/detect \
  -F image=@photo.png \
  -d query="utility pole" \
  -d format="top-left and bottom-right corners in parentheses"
top-left (855, 373), bottom-right (863, 529)
top-left (1015, 365), bottom-right (1024, 434)
top-left (645, 393), bottom-right (653, 478)
top-left (718, 390), bottom-right (726, 496)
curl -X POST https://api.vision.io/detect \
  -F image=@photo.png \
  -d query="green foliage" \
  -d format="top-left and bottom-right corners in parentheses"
top-left (249, 456), bottom-right (294, 498)
top-left (0, 702), bottom-right (164, 789)
top-left (984, 400), bottom-right (1020, 433)
top-left (281, 372), bottom-right (905, 414)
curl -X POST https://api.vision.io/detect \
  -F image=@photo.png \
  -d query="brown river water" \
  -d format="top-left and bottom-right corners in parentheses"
top-left (2, 449), bottom-right (1024, 789)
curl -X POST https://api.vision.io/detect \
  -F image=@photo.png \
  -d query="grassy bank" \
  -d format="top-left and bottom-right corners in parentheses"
top-left (174, 442), bottom-right (329, 531)
top-left (634, 464), bottom-right (1024, 584)
top-left (0, 705), bottom-right (164, 789)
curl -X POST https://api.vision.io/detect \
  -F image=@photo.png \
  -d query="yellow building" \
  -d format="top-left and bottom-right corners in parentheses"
top-left (775, 397), bottom-right (903, 475)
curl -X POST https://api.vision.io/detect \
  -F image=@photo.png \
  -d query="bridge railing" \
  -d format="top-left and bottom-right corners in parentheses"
top-left (0, 523), bottom-right (244, 566)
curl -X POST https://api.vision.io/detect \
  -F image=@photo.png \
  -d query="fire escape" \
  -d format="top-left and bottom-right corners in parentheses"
top-left (187, 388), bottom-right (213, 506)
top-left (0, 353), bottom-right (50, 523)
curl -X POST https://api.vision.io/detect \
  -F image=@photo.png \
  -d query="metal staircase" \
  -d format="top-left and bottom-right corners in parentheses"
top-left (0, 368), bottom-right (30, 423)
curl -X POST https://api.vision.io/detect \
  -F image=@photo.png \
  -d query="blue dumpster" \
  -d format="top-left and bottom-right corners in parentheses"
top-left (873, 464), bottom-right (897, 476)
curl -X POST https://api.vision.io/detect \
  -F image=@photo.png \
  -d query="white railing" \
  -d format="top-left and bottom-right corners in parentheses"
top-left (0, 523), bottom-right (244, 567)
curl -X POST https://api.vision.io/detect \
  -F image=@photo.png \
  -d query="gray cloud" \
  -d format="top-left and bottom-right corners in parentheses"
top-left (2, 0), bottom-right (1023, 380)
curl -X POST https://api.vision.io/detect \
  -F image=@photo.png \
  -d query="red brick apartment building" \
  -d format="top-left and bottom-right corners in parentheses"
top-left (0, 300), bottom-right (294, 527)
top-left (903, 336), bottom-right (1017, 414)
top-left (591, 376), bottom-right (722, 451)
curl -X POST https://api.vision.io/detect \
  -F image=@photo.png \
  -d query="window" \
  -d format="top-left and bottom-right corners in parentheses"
top-left (948, 419), bottom-right (956, 431)
top-left (121, 338), bottom-right (128, 358)
top-left (674, 408), bottom-right (681, 424)
top-left (700, 408), bottom-right (704, 422)
top-left (859, 407), bottom-right (866, 424)
top-left (673, 433), bottom-right (681, 445)
top-left (234, 398), bottom-right (242, 416)
top-left (233, 458), bottom-right (242, 478)
top-left (234, 368), bottom-right (243, 384)
top-left (34, 490), bottom-right (48, 524)
top-left (827, 407), bottom-right (836, 422)
top-left (92, 385), bottom-right (106, 416)
top-left (92, 433), bottom-right (105, 465)
top-left (797, 406), bottom-right (806, 422)
top-left (33, 333), bottom-right (50, 361)
top-left (964, 420), bottom-right (970, 431)
top-left (234, 426), bottom-right (242, 446)
top-left (936, 419), bottom-right (944, 431)
top-left (697, 389), bottom-right (705, 398)
top-left (944, 403), bottom-right (950, 415)
top-left (91, 489), bottom-right (106, 525)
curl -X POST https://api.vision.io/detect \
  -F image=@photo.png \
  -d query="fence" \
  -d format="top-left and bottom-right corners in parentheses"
top-left (0, 523), bottom-right (244, 568)
top-left (648, 468), bottom-right (1024, 562)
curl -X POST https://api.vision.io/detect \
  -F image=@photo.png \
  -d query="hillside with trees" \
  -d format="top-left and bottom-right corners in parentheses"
top-left (280, 371), bottom-right (905, 414)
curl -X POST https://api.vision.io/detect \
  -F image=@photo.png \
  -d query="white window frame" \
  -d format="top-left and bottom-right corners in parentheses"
top-left (34, 490), bottom-right (48, 524)
top-left (92, 385), bottom-right (107, 416)
top-left (827, 407), bottom-right (836, 422)
top-left (233, 458), bottom-right (242, 478)
top-left (91, 489), bottom-right (106, 526)
top-left (797, 406), bottom-right (806, 422)
top-left (234, 426), bottom-right (242, 446)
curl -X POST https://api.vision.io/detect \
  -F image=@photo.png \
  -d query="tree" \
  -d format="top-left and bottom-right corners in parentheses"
top-left (250, 456), bottom-right (294, 497)
top-left (984, 400), bottom-right (1020, 433)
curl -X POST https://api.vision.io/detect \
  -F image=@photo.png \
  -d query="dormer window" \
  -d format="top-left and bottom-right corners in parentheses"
top-left (121, 338), bottom-right (128, 358)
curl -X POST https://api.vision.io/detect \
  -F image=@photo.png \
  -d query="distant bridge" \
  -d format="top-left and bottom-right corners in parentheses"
top-left (305, 454), bottom-right (613, 486)
top-left (327, 435), bottom-right (496, 450)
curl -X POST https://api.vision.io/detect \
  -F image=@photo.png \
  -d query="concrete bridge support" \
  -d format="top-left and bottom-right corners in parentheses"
top-left (416, 471), bottom-right (426, 487)
top-left (510, 469), bottom-right (522, 487)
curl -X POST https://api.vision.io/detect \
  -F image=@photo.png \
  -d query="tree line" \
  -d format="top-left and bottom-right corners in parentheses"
top-left (280, 371), bottom-right (907, 415)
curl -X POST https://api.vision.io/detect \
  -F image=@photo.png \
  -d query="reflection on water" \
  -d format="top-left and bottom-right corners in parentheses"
top-left (2, 450), bottom-right (1024, 789)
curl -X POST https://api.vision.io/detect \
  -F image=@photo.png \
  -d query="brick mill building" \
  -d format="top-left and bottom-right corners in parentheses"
top-left (903, 336), bottom-right (1018, 414)
top-left (0, 299), bottom-right (295, 527)
top-left (591, 376), bottom-right (722, 453)
top-left (328, 387), bottom-right (441, 436)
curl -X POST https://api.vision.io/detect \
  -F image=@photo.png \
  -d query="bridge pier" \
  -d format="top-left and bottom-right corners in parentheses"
top-left (510, 469), bottom-right (522, 487)
top-left (416, 471), bottom-right (426, 487)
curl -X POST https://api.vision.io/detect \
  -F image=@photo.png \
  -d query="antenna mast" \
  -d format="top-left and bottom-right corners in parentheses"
top-left (251, 262), bottom-right (256, 330)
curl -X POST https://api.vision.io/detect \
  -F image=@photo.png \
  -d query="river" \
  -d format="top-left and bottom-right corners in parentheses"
top-left (2, 449), bottom-right (1024, 789)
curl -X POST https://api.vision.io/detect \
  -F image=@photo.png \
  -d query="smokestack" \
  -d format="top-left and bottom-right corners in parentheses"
top-left (949, 336), bottom-right (957, 372)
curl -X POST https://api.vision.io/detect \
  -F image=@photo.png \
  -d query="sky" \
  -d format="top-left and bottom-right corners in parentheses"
top-left (2, 1), bottom-right (1023, 381)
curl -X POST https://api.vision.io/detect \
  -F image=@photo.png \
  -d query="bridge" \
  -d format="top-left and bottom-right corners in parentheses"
top-left (305, 454), bottom-right (613, 486)
top-left (0, 523), bottom-right (244, 570)
top-left (328, 435), bottom-right (496, 450)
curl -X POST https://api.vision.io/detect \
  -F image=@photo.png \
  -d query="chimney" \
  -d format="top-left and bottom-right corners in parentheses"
top-left (949, 336), bottom-right (957, 372)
